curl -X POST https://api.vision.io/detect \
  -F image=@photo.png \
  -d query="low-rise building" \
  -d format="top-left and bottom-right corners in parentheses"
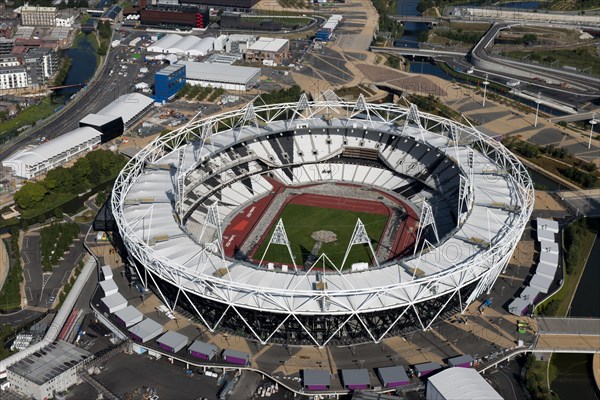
top-left (246, 37), bottom-right (289, 65)
top-left (155, 63), bottom-right (186, 103)
top-left (179, 61), bottom-right (260, 91)
top-left (0, 66), bottom-right (28, 90)
top-left (56, 9), bottom-right (79, 27)
top-left (2, 126), bottom-right (102, 179)
top-left (225, 34), bottom-right (256, 54)
top-left (7, 340), bottom-right (92, 400)
top-left (19, 6), bottom-right (57, 27)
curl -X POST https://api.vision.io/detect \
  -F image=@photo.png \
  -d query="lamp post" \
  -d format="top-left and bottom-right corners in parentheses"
top-left (534, 92), bottom-right (541, 128)
top-left (589, 113), bottom-right (597, 149)
top-left (482, 74), bottom-right (489, 107)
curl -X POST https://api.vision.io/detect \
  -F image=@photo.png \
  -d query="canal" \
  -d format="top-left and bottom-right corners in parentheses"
top-left (54, 33), bottom-right (98, 103)
top-left (551, 226), bottom-right (600, 400)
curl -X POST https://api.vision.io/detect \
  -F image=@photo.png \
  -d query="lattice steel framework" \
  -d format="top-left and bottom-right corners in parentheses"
top-left (111, 96), bottom-right (534, 346)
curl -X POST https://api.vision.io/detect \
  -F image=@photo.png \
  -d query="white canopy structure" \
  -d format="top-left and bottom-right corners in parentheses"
top-left (147, 34), bottom-right (215, 57)
top-left (426, 367), bottom-right (502, 400)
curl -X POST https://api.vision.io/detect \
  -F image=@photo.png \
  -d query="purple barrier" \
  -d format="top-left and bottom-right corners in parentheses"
top-left (158, 343), bottom-right (174, 352)
top-left (347, 384), bottom-right (369, 390)
top-left (224, 355), bottom-right (247, 365)
top-left (386, 380), bottom-right (410, 388)
top-left (306, 385), bottom-right (328, 391)
top-left (190, 351), bottom-right (209, 360)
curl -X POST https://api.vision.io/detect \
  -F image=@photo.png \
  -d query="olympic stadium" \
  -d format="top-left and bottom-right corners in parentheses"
top-left (111, 94), bottom-right (534, 346)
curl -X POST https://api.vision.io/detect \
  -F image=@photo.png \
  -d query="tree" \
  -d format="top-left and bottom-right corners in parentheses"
top-left (417, 30), bottom-right (430, 43)
top-left (14, 182), bottom-right (48, 210)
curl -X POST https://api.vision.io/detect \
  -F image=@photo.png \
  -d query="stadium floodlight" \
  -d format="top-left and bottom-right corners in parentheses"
top-left (341, 218), bottom-right (379, 269)
top-left (258, 219), bottom-right (297, 270)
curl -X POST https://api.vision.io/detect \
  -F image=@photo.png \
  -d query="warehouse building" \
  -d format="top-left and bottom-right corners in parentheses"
top-left (141, 5), bottom-right (209, 29)
top-left (426, 367), bottom-right (502, 400)
top-left (18, 6), bottom-right (57, 27)
top-left (179, 0), bottom-right (259, 12)
top-left (2, 126), bottom-right (102, 179)
top-left (179, 61), bottom-right (260, 91)
top-left (155, 63), bottom-right (186, 103)
top-left (80, 93), bottom-right (154, 139)
top-left (147, 33), bottom-right (214, 56)
top-left (7, 340), bottom-right (92, 400)
top-left (246, 37), bottom-right (289, 65)
top-left (225, 34), bottom-right (256, 54)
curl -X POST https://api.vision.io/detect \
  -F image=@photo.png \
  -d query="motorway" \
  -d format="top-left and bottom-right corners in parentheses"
top-left (0, 43), bottom-right (142, 161)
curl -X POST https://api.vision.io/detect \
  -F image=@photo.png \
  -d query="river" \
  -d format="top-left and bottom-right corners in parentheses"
top-left (54, 33), bottom-right (98, 103)
top-left (551, 228), bottom-right (600, 400)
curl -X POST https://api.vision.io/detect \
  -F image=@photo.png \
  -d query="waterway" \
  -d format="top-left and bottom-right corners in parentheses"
top-left (551, 228), bottom-right (600, 400)
top-left (54, 33), bottom-right (98, 104)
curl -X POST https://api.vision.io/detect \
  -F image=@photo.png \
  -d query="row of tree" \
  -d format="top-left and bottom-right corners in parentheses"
top-left (14, 150), bottom-right (127, 216)
top-left (41, 223), bottom-right (80, 271)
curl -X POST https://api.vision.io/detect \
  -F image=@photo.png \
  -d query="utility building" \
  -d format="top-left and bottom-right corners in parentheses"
top-left (7, 341), bottom-right (92, 400)
top-left (427, 367), bottom-right (502, 400)
top-left (155, 64), bottom-right (186, 103)
top-left (179, 61), bottom-right (260, 91)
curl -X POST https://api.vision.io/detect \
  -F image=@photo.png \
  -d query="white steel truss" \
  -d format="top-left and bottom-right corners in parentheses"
top-left (111, 97), bottom-right (534, 346)
top-left (341, 218), bottom-right (380, 269)
top-left (413, 200), bottom-right (439, 255)
top-left (259, 219), bottom-right (297, 270)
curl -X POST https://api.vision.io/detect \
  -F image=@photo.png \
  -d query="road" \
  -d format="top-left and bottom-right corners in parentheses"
top-left (0, 44), bottom-right (141, 161)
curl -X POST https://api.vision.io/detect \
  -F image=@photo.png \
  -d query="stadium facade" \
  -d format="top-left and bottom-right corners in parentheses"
top-left (112, 94), bottom-right (534, 346)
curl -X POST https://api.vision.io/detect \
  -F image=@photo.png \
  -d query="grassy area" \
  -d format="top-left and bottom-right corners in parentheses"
top-left (501, 47), bottom-right (600, 76)
top-left (0, 97), bottom-right (58, 141)
top-left (0, 230), bottom-right (22, 312)
top-left (253, 203), bottom-right (388, 268)
top-left (523, 354), bottom-right (558, 400)
top-left (536, 219), bottom-right (597, 317)
top-left (242, 15), bottom-right (313, 27)
top-left (335, 85), bottom-right (375, 99)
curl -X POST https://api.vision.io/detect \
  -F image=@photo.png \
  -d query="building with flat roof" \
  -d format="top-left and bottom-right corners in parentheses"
top-left (246, 37), bottom-right (289, 65)
top-left (156, 330), bottom-right (188, 353)
top-left (114, 305), bottom-right (144, 327)
top-left (179, 61), bottom-right (260, 91)
top-left (0, 66), bottom-right (28, 90)
top-left (129, 318), bottom-right (163, 343)
top-left (225, 34), bottom-right (256, 54)
top-left (101, 292), bottom-right (128, 313)
top-left (141, 6), bottom-right (209, 29)
top-left (341, 369), bottom-right (371, 390)
top-left (303, 370), bottom-right (330, 391)
top-left (155, 63), bottom-right (186, 103)
top-left (377, 366), bottom-right (410, 388)
top-left (19, 6), bottom-right (57, 27)
top-left (2, 126), bottom-right (102, 179)
top-left (188, 340), bottom-right (218, 360)
top-left (426, 367), bottom-right (502, 400)
top-left (7, 340), bottom-right (92, 400)
top-left (222, 349), bottom-right (250, 365)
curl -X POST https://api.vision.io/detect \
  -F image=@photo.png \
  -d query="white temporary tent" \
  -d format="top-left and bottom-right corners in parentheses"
top-left (426, 367), bottom-right (502, 400)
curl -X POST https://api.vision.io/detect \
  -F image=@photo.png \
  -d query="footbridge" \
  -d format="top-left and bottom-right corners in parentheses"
top-left (479, 317), bottom-right (600, 372)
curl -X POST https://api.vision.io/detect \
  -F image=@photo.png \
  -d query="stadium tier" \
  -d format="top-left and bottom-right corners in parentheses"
top-left (112, 95), bottom-right (533, 346)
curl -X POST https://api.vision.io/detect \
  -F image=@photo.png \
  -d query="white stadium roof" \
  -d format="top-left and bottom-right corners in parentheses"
top-left (427, 367), bottom-right (502, 400)
top-left (96, 93), bottom-right (154, 126)
top-left (148, 34), bottom-right (215, 56)
top-left (3, 126), bottom-right (101, 168)
top-left (179, 61), bottom-right (261, 85)
top-left (112, 100), bottom-right (533, 346)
